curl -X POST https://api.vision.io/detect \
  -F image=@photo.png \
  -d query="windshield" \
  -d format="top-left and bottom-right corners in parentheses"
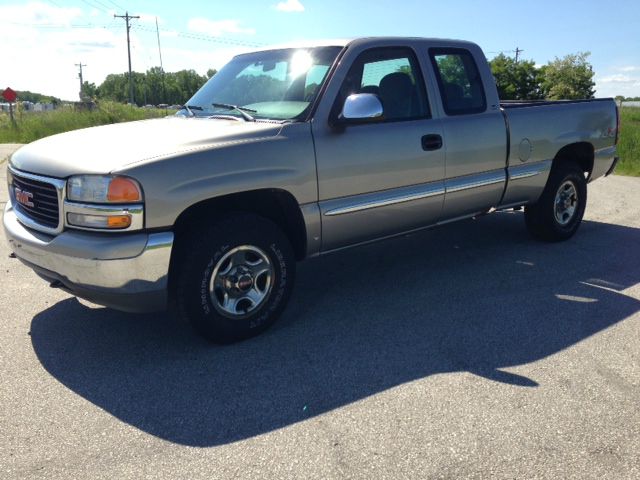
top-left (181, 46), bottom-right (342, 121)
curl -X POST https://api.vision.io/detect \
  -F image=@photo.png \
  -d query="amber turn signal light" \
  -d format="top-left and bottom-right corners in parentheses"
top-left (107, 177), bottom-right (142, 202)
top-left (107, 215), bottom-right (132, 228)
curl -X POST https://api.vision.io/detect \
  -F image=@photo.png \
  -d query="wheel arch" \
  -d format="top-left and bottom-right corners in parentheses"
top-left (171, 188), bottom-right (308, 261)
top-left (167, 188), bottom-right (307, 306)
top-left (551, 142), bottom-right (595, 179)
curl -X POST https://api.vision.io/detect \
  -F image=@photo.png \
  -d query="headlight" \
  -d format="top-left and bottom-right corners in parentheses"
top-left (65, 175), bottom-right (144, 231)
top-left (67, 175), bottom-right (143, 203)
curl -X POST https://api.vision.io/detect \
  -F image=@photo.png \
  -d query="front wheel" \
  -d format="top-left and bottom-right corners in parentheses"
top-left (175, 213), bottom-right (296, 343)
top-left (524, 162), bottom-right (587, 242)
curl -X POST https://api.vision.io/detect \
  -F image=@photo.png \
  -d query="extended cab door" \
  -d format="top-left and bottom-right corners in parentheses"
top-left (426, 46), bottom-right (508, 219)
top-left (312, 44), bottom-right (446, 251)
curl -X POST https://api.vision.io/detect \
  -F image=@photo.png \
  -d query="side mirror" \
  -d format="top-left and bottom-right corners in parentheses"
top-left (338, 93), bottom-right (384, 124)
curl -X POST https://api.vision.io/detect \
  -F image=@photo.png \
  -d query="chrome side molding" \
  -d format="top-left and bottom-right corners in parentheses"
top-left (445, 169), bottom-right (506, 194)
top-left (324, 182), bottom-right (445, 216)
top-left (508, 160), bottom-right (552, 181)
top-left (322, 163), bottom-right (553, 219)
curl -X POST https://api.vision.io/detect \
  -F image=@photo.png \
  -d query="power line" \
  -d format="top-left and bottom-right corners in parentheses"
top-left (485, 48), bottom-right (526, 63)
top-left (91, 0), bottom-right (116, 12)
top-left (104, 0), bottom-right (125, 11)
top-left (1, 21), bottom-right (264, 47)
top-left (79, 0), bottom-right (109, 14)
top-left (132, 23), bottom-right (264, 48)
top-left (114, 12), bottom-right (140, 104)
top-left (485, 49), bottom-right (519, 56)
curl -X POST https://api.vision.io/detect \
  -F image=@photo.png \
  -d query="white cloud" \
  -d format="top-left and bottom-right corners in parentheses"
top-left (598, 74), bottom-right (636, 84)
top-left (0, 1), bottom-right (82, 26)
top-left (275, 0), bottom-right (305, 12)
top-left (136, 13), bottom-right (165, 26)
top-left (593, 65), bottom-right (640, 97)
top-left (0, 3), bottom-right (252, 101)
top-left (187, 18), bottom-right (256, 36)
top-left (160, 29), bottom-right (179, 39)
top-left (618, 66), bottom-right (640, 73)
top-left (595, 72), bottom-right (640, 98)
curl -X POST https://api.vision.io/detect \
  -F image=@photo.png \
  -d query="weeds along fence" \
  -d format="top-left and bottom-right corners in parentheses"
top-left (0, 102), bottom-right (170, 144)
top-left (617, 107), bottom-right (639, 176)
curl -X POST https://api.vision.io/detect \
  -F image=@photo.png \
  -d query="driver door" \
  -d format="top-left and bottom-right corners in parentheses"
top-left (312, 46), bottom-right (446, 251)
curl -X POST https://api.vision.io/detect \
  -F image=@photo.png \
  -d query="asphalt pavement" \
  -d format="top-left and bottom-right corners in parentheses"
top-left (1, 144), bottom-right (639, 479)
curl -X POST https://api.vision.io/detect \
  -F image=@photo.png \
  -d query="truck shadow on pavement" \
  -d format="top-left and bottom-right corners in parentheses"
top-left (30, 211), bottom-right (640, 447)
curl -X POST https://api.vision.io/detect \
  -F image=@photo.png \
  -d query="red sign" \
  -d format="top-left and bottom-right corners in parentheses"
top-left (2, 87), bottom-right (17, 102)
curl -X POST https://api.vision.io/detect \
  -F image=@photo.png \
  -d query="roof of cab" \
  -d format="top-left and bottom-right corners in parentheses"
top-left (245, 36), bottom-right (478, 53)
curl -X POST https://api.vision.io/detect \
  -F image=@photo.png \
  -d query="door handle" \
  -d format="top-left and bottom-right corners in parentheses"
top-left (421, 134), bottom-right (443, 151)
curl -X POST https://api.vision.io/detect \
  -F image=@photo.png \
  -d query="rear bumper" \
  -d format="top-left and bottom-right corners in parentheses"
top-left (605, 156), bottom-right (620, 177)
top-left (3, 201), bottom-right (173, 312)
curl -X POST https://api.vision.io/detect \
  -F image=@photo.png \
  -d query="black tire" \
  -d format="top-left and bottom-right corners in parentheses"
top-left (175, 213), bottom-right (295, 344)
top-left (524, 162), bottom-right (587, 242)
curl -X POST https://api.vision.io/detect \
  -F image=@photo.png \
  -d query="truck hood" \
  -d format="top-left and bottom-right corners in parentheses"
top-left (9, 116), bottom-right (284, 178)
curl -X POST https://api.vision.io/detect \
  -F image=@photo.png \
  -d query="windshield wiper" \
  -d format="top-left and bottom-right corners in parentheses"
top-left (212, 103), bottom-right (256, 122)
top-left (179, 104), bottom-right (204, 116)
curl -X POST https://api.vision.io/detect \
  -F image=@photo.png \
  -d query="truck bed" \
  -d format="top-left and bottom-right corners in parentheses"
top-left (500, 98), bottom-right (614, 108)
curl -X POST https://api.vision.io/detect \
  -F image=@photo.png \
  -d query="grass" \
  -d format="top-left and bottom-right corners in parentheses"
top-left (0, 102), bottom-right (170, 144)
top-left (617, 107), bottom-right (640, 176)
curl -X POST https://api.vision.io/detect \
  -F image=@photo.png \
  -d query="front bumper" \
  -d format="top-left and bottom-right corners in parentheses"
top-left (3, 201), bottom-right (174, 312)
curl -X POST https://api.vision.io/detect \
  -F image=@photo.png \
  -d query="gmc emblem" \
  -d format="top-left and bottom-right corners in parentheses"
top-left (14, 187), bottom-right (35, 208)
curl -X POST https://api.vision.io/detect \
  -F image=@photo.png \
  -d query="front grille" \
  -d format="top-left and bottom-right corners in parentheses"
top-left (11, 173), bottom-right (60, 228)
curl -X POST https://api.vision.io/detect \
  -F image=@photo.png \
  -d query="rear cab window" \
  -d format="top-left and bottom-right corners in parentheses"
top-left (429, 48), bottom-right (486, 116)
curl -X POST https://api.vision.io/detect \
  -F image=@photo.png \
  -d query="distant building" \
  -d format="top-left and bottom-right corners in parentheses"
top-left (1, 102), bottom-right (55, 112)
top-left (34, 103), bottom-right (55, 112)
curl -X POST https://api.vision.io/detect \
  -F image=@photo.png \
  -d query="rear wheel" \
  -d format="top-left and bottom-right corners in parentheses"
top-left (524, 162), bottom-right (587, 241)
top-left (175, 213), bottom-right (295, 343)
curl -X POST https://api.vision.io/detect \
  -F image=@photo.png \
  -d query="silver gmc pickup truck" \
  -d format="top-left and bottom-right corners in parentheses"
top-left (4, 37), bottom-right (620, 343)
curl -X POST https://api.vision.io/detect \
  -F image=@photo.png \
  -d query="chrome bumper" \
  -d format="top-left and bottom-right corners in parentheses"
top-left (3, 201), bottom-right (173, 312)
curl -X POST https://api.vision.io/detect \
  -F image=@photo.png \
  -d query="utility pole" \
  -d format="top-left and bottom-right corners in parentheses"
top-left (75, 62), bottom-right (87, 100)
top-left (515, 47), bottom-right (524, 64)
top-left (114, 11), bottom-right (140, 105)
top-left (155, 16), bottom-right (166, 104)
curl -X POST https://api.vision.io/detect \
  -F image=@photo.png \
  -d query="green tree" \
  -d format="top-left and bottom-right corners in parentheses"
top-left (97, 73), bottom-right (129, 103)
top-left (539, 52), bottom-right (595, 100)
top-left (81, 81), bottom-right (98, 100)
top-left (141, 67), bottom-right (164, 105)
top-left (489, 54), bottom-right (542, 100)
top-left (434, 55), bottom-right (470, 94)
top-left (206, 68), bottom-right (217, 79)
top-left (96, 69), bottom-right (208, 106)
top-left (16, 90), bottom-right (61, 104)
top-left (217, 75), bottom-right (287, 105)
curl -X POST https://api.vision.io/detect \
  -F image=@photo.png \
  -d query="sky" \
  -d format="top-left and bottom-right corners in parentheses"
top-left (1, 0), bottom-right (639, 101)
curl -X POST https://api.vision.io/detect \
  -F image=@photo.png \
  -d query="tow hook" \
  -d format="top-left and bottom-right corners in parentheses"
top-left (8, 252), bottom-right (16, 258)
